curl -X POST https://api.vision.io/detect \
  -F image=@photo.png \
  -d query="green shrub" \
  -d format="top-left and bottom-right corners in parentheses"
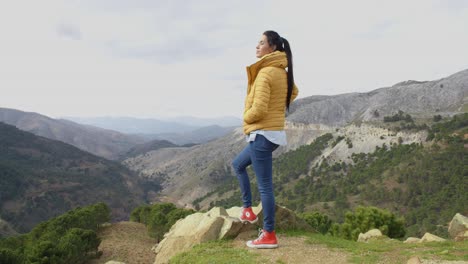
top-left (0, 203), bottom-right (110, 264)
top-left (301, 211), bottom-right (333, 234)
top-left (330, 206), bottom-right (405, 241)
top-left (130, 203), bottom-right (195, 240)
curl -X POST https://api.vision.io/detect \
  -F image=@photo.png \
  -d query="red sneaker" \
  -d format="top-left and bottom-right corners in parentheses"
top-left (239, 207), bottom-right (258, 224)
top-left (246, 229), bottom-right (278, 249)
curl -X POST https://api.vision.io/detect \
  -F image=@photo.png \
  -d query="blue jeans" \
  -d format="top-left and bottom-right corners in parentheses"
top-left (232, 134), bottom-right (279, 232)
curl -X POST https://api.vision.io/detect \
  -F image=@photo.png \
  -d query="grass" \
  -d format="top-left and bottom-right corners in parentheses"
top-left (169, 230), bottom-right (467, 264)
top-left (285, 230), bottom-right (468, 264)
top-left (170, 240), bottom-right (261, 264)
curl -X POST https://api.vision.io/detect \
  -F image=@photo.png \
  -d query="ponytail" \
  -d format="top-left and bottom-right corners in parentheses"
top-left (281, 37), bottom-right (294, 111)
top-left (263, 30), bottom-right (295, 111)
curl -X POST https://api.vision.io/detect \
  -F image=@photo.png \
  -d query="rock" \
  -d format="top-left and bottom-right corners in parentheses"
top-left (419, 232), bottom-right (446, 243)
top-left (448, 213), bottom-right (468, 241)
top-left (153, 204), bottom-right (311, 264)
top-left (404, 237), bottom-right (421, 243)
top-left (154, 208), bottom-right (227, 264)
top-left (454, 230), bottom-right (468, 242)
top-left (271, 204), bottom-right (313, 231)
top-left (357, 229), bottom-right (383, 242)
top-left (105, 261), bottom-right (126, 264)
top-left (406, 256), bottom-right (422, 264)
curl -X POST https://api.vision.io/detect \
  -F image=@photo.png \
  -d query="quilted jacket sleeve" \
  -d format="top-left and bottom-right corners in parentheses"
top-left (243, 68), bottom-right (272, 124)
top-left (290, 84), bottom-right (299, 102)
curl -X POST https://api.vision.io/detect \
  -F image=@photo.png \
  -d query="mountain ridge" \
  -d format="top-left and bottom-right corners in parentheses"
top-left (287, 68), bottom-right (468, 126)
top-left (0, 108), bottom-right (147, 160)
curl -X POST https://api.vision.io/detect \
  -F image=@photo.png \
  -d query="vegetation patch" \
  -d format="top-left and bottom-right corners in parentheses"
top-left (170, 240), bottom-right (260, 264)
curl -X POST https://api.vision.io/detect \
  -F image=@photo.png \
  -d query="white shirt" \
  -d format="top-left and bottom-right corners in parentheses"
top-left (246, 130), bottom-right (287, 146)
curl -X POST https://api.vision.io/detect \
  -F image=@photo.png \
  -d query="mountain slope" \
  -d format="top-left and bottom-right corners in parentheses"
top-left (287, 68), bottom-right (468, 126)
top-left (119, 139), bottom-right (178, 160)
top-left (0, 122), bottom-right (146, 233)
top-left (0, 108), bottom-right (146, 160)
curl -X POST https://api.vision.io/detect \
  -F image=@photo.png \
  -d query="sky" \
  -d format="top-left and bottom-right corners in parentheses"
top-left (1, 0), bottom-right (467, 119)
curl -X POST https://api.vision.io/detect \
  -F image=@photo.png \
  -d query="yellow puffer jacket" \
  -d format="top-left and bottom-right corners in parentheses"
top-left (243, 51), bottom-right (299, 134)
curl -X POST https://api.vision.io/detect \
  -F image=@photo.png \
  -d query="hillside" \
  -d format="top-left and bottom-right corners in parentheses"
top-left (0, 122), bottom-right (148, 233)
top-left (0, 108), bottom-right (146, 160)
top-left (118, 139), bottom-right (179, 160)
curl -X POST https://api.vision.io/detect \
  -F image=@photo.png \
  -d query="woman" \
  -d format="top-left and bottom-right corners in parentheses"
top-left (232, 30), bottom-right (299, 249)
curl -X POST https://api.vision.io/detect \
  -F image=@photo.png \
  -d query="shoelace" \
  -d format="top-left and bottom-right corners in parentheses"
top-left (254, 228), bottom-right (265, 242)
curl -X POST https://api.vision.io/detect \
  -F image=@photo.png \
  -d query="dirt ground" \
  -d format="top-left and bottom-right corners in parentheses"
top-left (232, 231), bottom-right (351, 264)
top-left (87, 222), bottom-right (157, 264)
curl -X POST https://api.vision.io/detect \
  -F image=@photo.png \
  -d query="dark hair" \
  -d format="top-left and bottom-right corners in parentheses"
top-left (263, 30), bottom-right (294, 110)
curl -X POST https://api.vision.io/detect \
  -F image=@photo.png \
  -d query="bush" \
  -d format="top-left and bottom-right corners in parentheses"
top-left (301, 211), bottom-right (333, 234)
top-left (130, 203), bottom-right (195, 240)
top-left (330, 206), bottom-right (405, 241)
top-left (0, 203), bottom-right (110, 264)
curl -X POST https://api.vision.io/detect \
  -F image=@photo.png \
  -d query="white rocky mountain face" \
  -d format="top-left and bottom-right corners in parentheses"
top-left (122, 69), bottom-right (468, 209)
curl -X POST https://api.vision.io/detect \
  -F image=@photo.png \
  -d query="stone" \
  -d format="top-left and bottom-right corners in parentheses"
top-left (154, 210), bottom-right (225, 264)
top-left (448, 213), bottom-right (468, 240)
top-left (419, 232), bottom-right (446, 243)
top-left (404, 237), bottom-right (420, 243)
top-left (406, 256), bottom-right (422, 264)
top-left (357, 229), bottom-right (383, 242)
top-left (454, 230), bottom-right (468, 242)
top-left (105, 261), bottom-right (126, 264)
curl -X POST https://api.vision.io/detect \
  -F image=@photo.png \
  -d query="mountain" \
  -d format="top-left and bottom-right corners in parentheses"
top-left (0, 122), bottom-right (147, 233)
top-left (118, 139), bottom-right (179, 160)
top-left (62, 115), bottom-right (242, 135)
top-left (0, 108), bottom-right (146, 160)
top-left (121, 68), bottom-right (468, 213)
top-left (162, 116), bottom-right (242, 127)
top-left (287, 69), bottom-right (468, 126)
top-left (150, 125), bottom-right (237, 145)
top-left (62, 116), bottom-right (198, 134)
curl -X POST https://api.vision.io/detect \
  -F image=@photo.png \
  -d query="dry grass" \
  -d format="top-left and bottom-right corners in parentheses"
top-left (87, 221), bottom-right (157, 264)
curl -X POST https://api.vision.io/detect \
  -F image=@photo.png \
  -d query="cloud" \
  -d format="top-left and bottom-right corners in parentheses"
top-left (0, 0), bottom-right (467, 119)
top-left (57, 23), bottom-right (82, 40)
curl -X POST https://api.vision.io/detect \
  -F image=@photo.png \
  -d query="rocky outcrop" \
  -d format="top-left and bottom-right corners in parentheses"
top-left (357, 229), bottom-right (383, 242)
top-left (404, 233), bottom-right (447, 243)
top-left (419, 233), bottom-right (446, 243)
top-left (153, 204), bottom-right (311, 264)
top-left (448, 213), bottom-right (468, 241)
top-left (404, 237), bottom-right (421, 243)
